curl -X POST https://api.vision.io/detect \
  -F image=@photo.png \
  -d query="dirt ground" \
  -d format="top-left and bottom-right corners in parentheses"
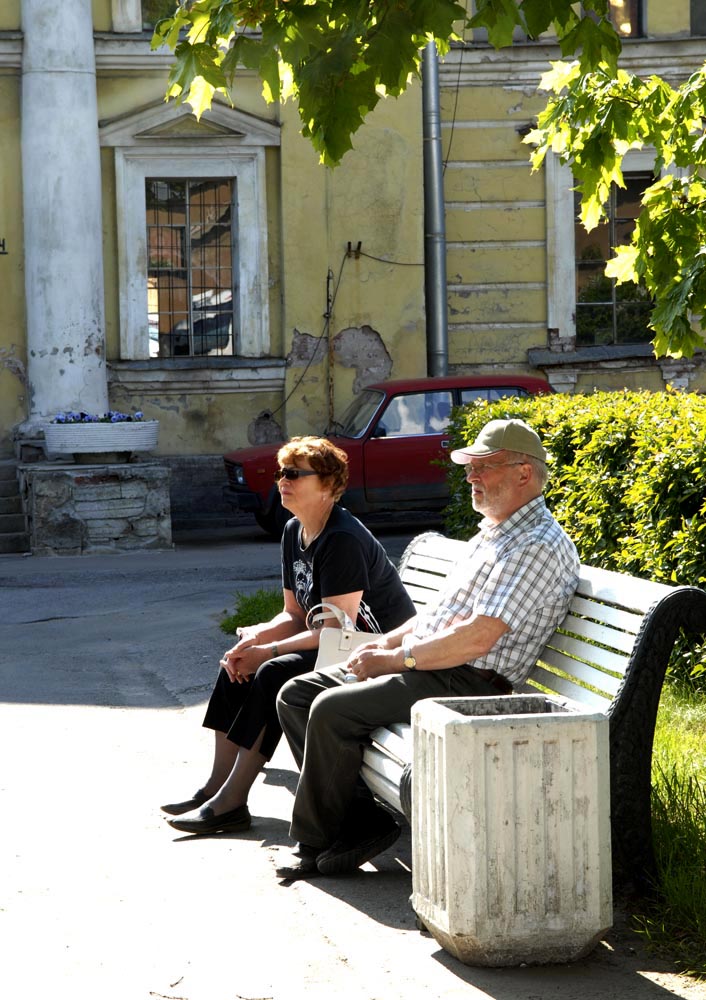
top-left (1, 533), bottom-right (704, 1000)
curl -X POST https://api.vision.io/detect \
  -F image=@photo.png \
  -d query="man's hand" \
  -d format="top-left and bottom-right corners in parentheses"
top-left (344, 640), bottom-right (398, 681)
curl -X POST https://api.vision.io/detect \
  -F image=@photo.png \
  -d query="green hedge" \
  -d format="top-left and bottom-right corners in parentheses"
top-left (443, 389), bottom-right (706, 686)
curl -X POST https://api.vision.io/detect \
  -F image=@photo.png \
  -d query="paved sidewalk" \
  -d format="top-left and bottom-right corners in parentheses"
top-left (1, 528), bottom-right (704, 1000)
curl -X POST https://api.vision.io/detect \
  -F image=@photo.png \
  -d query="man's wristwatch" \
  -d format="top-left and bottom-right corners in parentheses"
top-left (402, 635), bottom-right (417, 671)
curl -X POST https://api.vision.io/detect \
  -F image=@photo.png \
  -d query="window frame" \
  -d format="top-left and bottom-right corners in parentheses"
top-left (546, 148), bottom-right (684, 351)
top-left (100, 100), bottom-right (280, 364)
top-left (116, 148), bottom-right (268, 361)
top-left (574, 168), bottom-right (655, 348)
top-left (112, 0), bottom-right (141, 32)
top-left (146, 177), bottom-right (239, 359)
top-left (606, 0), bottom-right (644, 39)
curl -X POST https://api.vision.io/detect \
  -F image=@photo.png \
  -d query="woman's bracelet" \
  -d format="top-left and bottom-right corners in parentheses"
top-left (271, 642), bottom-right (279, 658)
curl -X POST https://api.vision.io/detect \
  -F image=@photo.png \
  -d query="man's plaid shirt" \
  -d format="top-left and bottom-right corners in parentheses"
top-left (413, 496), bottom-right (580, 687)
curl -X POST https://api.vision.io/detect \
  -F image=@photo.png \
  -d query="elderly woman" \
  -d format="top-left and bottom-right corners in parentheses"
top-left (162, 435), bottom-right (416, 835)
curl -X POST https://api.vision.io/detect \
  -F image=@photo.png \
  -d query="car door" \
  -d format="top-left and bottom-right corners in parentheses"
top-left (362, 390), bottom-right (454, 507)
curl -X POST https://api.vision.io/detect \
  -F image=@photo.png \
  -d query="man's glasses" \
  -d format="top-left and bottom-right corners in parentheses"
top-left (465, 460), bottom-right (527, 476)
top-left (274, 467), bottom-right (320, 482)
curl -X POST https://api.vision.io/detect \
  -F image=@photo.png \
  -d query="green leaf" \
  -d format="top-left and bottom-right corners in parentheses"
top-left (523, 0), bottom-right (579, 37)
top-left (168, 40), bottom-right (226, 101)
top-left (605, 245), bottom-right (639, 284)
top-left (560, 17), bottom-right (621, 74)
top-left (468, 0), bottom-right (522, 48)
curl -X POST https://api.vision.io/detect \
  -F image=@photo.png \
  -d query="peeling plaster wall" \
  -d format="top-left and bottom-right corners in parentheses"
top-left (332, 326), bottom-right (392, 393)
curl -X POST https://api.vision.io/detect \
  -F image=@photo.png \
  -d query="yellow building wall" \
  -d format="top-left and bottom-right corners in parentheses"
top-left (647, 0), bottom-right (691, 36)
top-left (91, 0), bottom-right (112, 32)
top-left (278, 84), bottom-right (426, 437)
top-left (0, 72), bottom-right (26, 454)
top-left (440, 82), bottom-right (549, 373)
top-left (95, 69), bottom-right (425, 452)
top-left (0, 2), bottom-right (20, 30)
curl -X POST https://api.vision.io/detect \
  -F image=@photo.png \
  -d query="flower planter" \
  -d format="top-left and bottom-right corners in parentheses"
top-left (411, 694), bottom-right (612, 966)
top-left (44, 420), bottom-right (159, 463)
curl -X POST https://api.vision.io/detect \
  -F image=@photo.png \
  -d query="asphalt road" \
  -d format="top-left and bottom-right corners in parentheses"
top-left (1, 520), bottom-right (704, 1000)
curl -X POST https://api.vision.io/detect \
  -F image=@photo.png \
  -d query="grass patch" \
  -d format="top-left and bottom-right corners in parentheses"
top-left (221, 587), bottom-right (282, 635)
top-left (632, 683), bottom-right (706, 978)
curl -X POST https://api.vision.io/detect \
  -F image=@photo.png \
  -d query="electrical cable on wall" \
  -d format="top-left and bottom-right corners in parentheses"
top-left (269, 241), bottom-right (432, 422)
top-left (443, 40), bottom-right (465, 174)
top-left (268, 251), bottom-right (348, 419)
top-left (358, 250), bottom-right (423, 267)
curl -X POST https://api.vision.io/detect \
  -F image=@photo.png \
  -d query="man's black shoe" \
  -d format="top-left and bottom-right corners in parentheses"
top-left (316, 817), bottom-right (401, 875)
top-left (276, 843), bottom-right (322, 880)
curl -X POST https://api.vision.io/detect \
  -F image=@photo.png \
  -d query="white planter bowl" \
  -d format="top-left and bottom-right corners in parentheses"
top-left (44, 420), bottom-right (159, 460)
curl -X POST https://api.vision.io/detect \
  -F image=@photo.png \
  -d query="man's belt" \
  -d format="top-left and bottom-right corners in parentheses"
top-left (475, 667), bottom-right (513, 695)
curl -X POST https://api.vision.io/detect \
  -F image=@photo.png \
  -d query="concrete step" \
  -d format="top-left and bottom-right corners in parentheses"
top-left (0, 461), bottom-right (29, 552)
top-left (0, 495), bottom-right (22, 515)
top-left (0, 478), bottom-right (19, 498)
top-left (0, 512), bottom-right (26, 533)
top-left (0, 532), bottom-right (30, 554)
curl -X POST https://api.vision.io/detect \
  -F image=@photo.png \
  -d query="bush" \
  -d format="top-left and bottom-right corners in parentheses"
top-left (443, 388), bottom-right (706, 686)
top-left (221, 587), bottom-right (282, 635)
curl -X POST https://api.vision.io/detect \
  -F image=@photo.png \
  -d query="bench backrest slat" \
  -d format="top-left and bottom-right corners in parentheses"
top-left (577, 564), bottom-right (674, 612)
top-left (570, 594), bottom-right (645, 634)
top-left (547, 631), bottom-right (629, 679)
top-left (522, 667), bottom-right (614, 710)
top-left (556, 614), bottom-right (637, 660)
top-left (402, 584), bottom-right (444, 611)
top-left (403, 549), bottom-right (459, 574)
top-left (536, 647), bottom-right (622, 699)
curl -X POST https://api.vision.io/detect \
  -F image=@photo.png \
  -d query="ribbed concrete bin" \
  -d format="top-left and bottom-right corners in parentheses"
top-left (411, 694), bottom-right (612, 967)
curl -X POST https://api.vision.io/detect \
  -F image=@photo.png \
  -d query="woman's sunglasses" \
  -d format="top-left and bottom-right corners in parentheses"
top-left (274, 467), bottom-right (320, 482)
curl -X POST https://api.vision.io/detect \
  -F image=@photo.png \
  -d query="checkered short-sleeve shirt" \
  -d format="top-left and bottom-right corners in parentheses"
top-left (413, 496), bottom-right (580, 686)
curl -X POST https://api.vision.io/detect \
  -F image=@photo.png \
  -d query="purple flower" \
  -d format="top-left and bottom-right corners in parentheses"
top-left (51, 409), bottom-right (146, 424)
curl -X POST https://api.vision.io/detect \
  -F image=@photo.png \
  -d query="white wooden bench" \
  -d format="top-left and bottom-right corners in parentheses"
top-left (361, 531), bottom-right (706, 891)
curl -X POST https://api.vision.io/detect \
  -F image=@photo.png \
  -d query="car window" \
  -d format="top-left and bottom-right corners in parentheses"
top-left (460, 386), bottom-right (529, 405)
top-left (335, 389), bottom-right (385, 437)
top-left (376, 391), bottom-right (453, 437)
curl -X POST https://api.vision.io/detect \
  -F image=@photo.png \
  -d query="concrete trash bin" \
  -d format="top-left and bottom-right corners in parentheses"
top-left (411, 694), bottom-right (612, 966)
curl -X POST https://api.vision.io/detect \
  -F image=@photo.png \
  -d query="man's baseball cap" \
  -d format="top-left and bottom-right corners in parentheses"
top-left (450, 418), bottom-right (547, 464)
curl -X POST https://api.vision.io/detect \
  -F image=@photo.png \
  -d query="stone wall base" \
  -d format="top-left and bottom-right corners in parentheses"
top-left (19, 462), bottom-right (173, 555)
top-left (162, 455), bottom-right (250, 530)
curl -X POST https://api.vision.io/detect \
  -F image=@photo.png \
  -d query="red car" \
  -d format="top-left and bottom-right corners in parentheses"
top-left (223, 374), bottom-right (552, 535)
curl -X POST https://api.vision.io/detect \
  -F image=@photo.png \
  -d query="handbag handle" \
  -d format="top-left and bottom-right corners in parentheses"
top-left (306, 601), bottom-right (356, 632)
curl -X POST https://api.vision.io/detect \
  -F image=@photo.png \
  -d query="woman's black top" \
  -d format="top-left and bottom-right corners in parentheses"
top-left (281, 505), bottom-right (416, 632)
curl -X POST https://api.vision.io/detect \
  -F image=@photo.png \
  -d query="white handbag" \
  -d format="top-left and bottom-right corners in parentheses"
top-left (306, 602), bottom-right (377, 674)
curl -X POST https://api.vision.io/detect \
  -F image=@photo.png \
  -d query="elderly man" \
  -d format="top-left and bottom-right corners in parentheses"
top-left (275, 418), bottom-right (580, 879)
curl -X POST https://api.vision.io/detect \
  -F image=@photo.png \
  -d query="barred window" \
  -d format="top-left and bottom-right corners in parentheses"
top-left (141, 0), bottom-right (177, 29)
top-left (574, 171), bottom-right (653, 347)
top-left (146, 179), bottom-right (237, 358)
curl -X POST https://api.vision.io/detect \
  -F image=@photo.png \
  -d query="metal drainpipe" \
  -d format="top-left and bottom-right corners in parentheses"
top-left (422, 40), bottom-right (449, 378)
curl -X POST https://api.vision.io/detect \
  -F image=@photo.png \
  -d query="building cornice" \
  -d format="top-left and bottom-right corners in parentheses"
top-left (439, 38), bottom-right (706, 88)
top-left (2, 30), bottom-right (704, 81)
top-left (94, 34), bottom-right (176, 72)
top-left (0, 33), bottom-right (22, 69)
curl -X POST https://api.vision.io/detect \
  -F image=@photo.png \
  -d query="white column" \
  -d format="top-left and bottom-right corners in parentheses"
top-left (21, 0), bottom-right (108, 429)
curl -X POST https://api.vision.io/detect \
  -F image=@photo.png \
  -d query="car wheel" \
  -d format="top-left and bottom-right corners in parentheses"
top-left (254, 497), bottom-right (292, 539)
